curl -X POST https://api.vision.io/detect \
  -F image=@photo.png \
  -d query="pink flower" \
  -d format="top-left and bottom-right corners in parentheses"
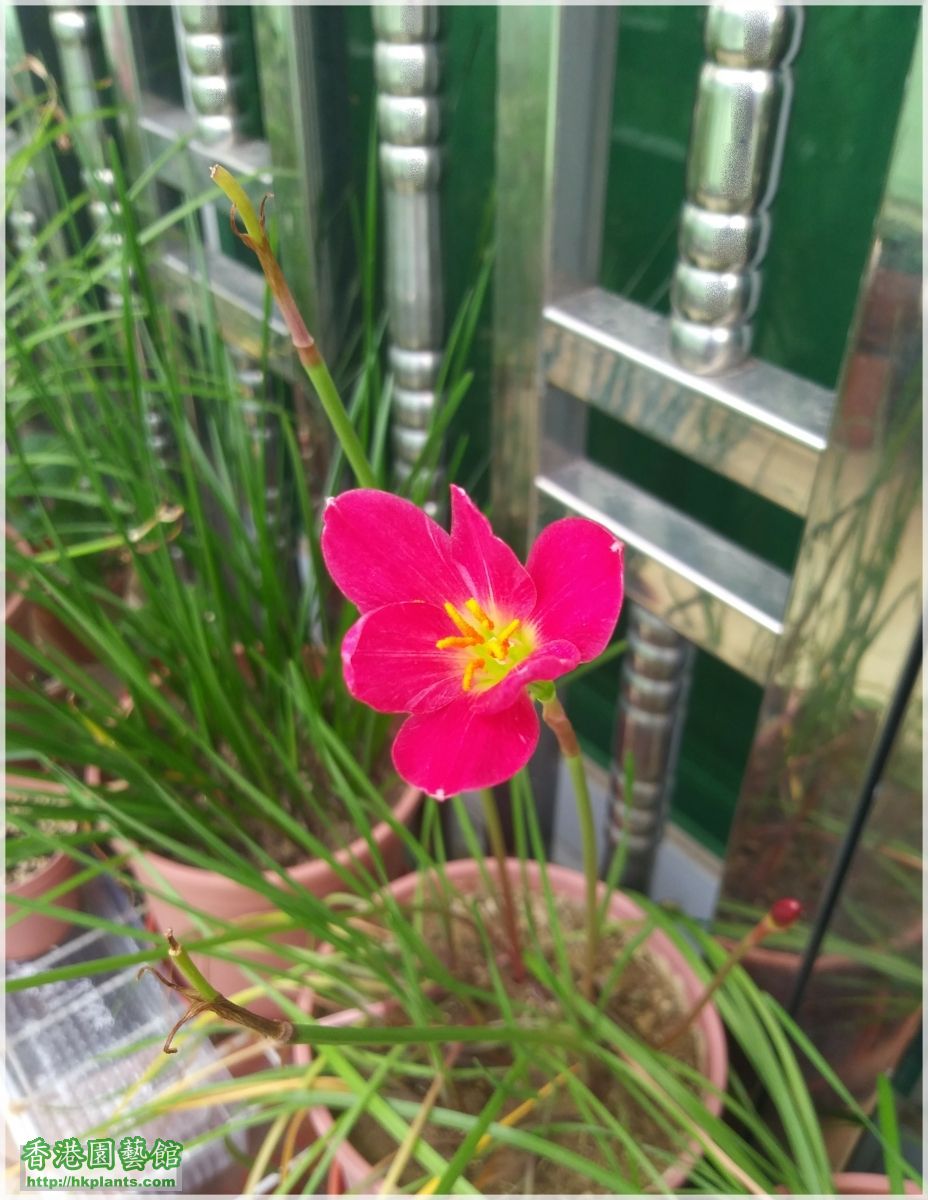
top-left (321, 486), bottom-right (624, 797)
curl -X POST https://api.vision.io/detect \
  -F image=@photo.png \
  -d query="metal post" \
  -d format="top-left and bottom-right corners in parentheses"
top-left (606, 6), bottom-right (804, 891)
top-left (494, 7), bottom-right (621, 554)
top-left (493, 8), bottom-right (617, 853)
top-left (671, 5), bottom-right (801, 374)
top-left (606, 609), bottom-right (694, 890)
top-left (48, 7), bottom-right (106, 158)
top-left (173, 4), bottom-right (242, 147)
top-left (173, 6), bottom-right (295, 565)
top-left (253, 7), bottom-right (353, 372)
top-left (252, 8), bottom-right (354, 513)
top-left (172, 5), bottom-right (240, 257)
top-left (373, 5), bottom-right (445, 492)
top-left (6, 5), bottom-right (56, 274)
top-left (49, 8), bottom-right (122, 267)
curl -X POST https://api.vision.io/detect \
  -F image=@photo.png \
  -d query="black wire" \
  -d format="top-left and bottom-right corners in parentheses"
top-left (786, 617), bottom-right (923, 1017)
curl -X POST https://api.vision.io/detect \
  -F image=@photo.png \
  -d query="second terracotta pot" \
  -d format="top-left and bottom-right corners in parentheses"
top-left (5, 526), bottom-right (36, 684)
top-left (123, 785), bottom-right (422, 1015)
top-left (6, 848), bottom-right (79, 961)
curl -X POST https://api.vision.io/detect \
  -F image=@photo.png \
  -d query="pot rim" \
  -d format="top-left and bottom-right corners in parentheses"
top-left (5, 774), bottom-right (80, 896)
top-left (733, 926), bottom-right (923, 975)
top-left (832, 1171), bottom-right (922, 1195)
top-left (6, 847), bottom-right (76, 899)
top-left (119, 781), bottom-right (422, 886)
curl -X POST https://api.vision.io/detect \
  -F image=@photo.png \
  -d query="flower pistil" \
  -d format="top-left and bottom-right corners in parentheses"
top-left (437, 598), bottom-right (532, 692)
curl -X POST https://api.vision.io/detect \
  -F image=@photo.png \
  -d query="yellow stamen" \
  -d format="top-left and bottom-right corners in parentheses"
top-left (435, 599), bottom-right (530, 694)
top-left (462, 658), bottom-right (484, 692)
top-left (465, 598), bottom-right (494, 629)
top-left (444, 602), bottom-right (482, 640)
top-left (485, 639), bottom-right (507, 661)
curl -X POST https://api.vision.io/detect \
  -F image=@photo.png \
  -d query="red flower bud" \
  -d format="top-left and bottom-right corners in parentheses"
top-left (770, 898), bottom-right (802, 928)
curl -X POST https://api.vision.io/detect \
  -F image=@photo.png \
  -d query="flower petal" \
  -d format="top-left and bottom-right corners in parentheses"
top-left (470, 640), bottom-right (580, 715)
top-left (342, 603), bottom-right (465, 714)
top-left (322, 490), bottom-right (463, 613)
top-left (449, 485), bottom-right (536, 619)
top-left (526, 518), bottom-right (624, 660)
top-left (392, 692), bottom-right (539, 797)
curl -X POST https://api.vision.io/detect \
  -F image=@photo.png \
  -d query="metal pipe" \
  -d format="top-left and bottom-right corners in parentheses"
top-left (49, 7), bottom-right (122, 272)
top-left (606, 6), bottom-right (804, 891)
top-left (373, 6), bottom-right (445, 494)
top-left (173, 4), bottom-right (242, 146)
top-left (671, 5), bottom-right (801, 374)
top-left (606, 607), bottom-right (695, 890)
top-left (493, 8), bottom-right (617, 856)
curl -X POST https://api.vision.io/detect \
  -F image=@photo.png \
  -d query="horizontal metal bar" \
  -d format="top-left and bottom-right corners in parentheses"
top-left (136, 94), bottom-right (271, 193)
top-left (542, 287), bottom-right (834, 516)
top-left (536, 456), bottom-right (789, 684)
top-left (153, 240), bottom-right (295, 379)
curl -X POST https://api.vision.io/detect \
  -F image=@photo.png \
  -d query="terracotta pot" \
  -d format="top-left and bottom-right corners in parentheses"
top-left (726, 701), bottom-right (921, 1118)
top-left (5, 525), bottom-right (35, 683)
top-left (5, 587), bottom-right (34, 682)
top-left (5, 524), bottom-right (130, 678)
top-left (736, 936), bottom-right (922, 1109)
top-left (729, 933), bottom-right (922, 1174)
top-left (120, 784), bottom-right (422, 1016)
top-left (29, 562), bottom-right (130, 667)
top-left (297, 857), bottom-right (728, 1192)
top-left (6, 848), bottom-right (80, 961)
top-left (833, 1173), bottom-right (921, 1195)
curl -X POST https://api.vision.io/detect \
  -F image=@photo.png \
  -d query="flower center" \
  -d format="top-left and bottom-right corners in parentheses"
top-left (436, 597), bottom-right (533, 693)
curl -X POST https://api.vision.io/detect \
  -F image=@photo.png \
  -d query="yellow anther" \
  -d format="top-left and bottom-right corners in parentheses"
top-left (465, 598), bottom-right (494, 629)
top-left (462, 658), bottom-right (484, 692)
top-left (438, 598), bottom-right (527, 693)
top-left (444, 602), bottom-right (482, 639)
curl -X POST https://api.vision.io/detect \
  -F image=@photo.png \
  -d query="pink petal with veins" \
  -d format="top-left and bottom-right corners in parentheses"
top-left (527, 518), bottom-right (624, 660)
top-left (321, 490), bottom-right (465, 614)
top-left (449, 485), bottom-right (536, 619)
top-left (342, 602), bottom-right (465, 714)
top-left (392, 691), bottom-right (539, 797)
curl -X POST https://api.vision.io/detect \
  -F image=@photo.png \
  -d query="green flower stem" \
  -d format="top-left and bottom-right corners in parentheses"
top-left (168, 930), bottom-right (218, 1001)
top-left (655, 902), bottom-right (800, 1050)
top-left (301, 354), bottom-right (377, 490)
top-left (33, 532), bottom-right (126, 564)
top-left (480, 788), bottom-right (526, 982)
top-left (155, 934), bottom-right (586, 1054)
top-left (566, 748), bottom-right (599, 1003)
top-left (285, 1022), bottom-right (584, 1051)
top-left (210, 165), bottom-right (376, 490)
top-left (30, 502), bottom-right (185, 563)
top-left (538, 688), bottom-right (598, 1002)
